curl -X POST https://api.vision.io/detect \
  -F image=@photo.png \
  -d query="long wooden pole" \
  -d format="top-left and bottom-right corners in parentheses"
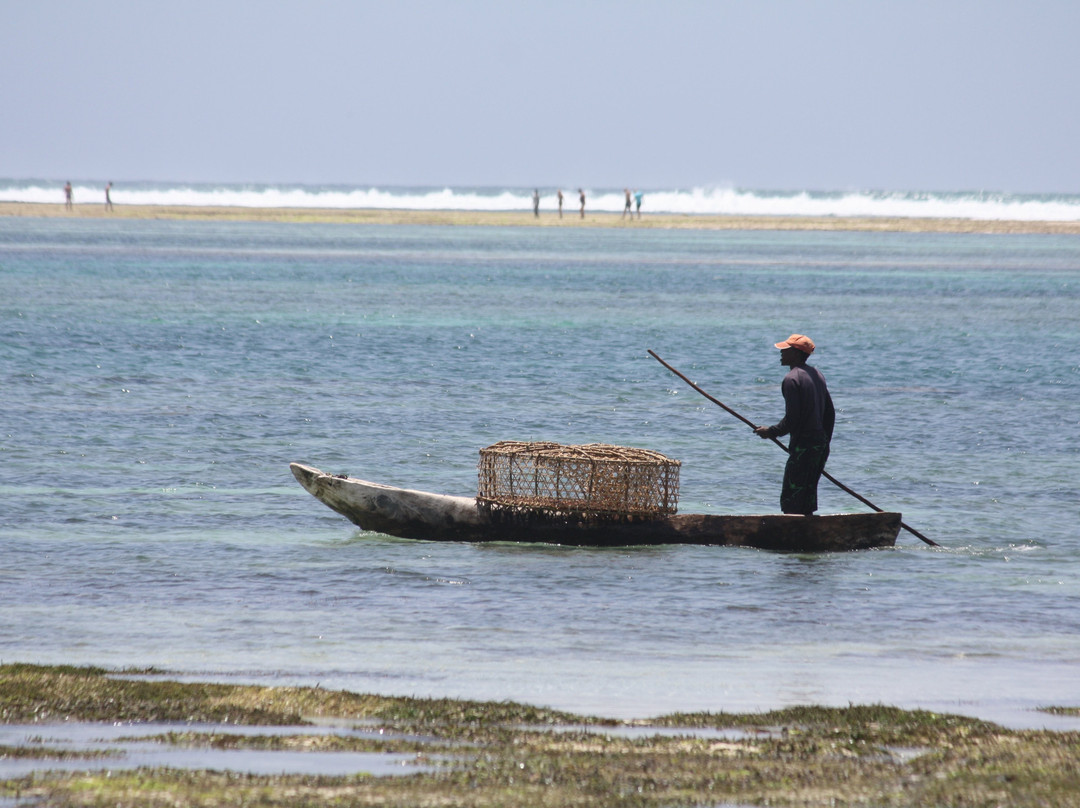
top-left (648, 349), bottom-right (939, 547)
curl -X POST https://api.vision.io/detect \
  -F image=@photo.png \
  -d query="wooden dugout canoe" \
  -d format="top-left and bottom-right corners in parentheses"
top-left (290, 463), bottom-right (900, 552)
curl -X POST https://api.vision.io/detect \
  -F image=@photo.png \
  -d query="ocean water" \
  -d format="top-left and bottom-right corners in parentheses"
top-left (1, 216), bottom-right (1078, 728)
top-left (5, 178), bottom-right (1080, 221)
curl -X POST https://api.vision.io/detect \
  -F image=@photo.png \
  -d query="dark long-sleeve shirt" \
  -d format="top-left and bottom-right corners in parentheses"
top-left (771, 364), bottom-right (835, 445)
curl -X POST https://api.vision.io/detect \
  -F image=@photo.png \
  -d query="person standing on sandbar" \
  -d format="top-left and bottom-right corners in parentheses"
top-left (754, 334), bottom-right (834, 515)
top-left (578, 188), bottom-right (585, 219)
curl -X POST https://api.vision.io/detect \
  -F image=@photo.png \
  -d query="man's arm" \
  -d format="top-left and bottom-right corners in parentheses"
top-left (755, 376), bottom-right (798, 439)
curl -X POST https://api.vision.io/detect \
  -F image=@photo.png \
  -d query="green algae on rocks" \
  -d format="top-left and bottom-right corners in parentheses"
top-left (3, 664), bottom-right (1079, 807)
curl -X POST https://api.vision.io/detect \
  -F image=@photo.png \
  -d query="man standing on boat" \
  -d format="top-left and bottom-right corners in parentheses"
top-left (754, 334), bottom-right (834, 515)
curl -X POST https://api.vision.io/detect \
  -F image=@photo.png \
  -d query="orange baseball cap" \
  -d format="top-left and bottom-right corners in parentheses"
top-left (774, 334), bottom-right (815, 354)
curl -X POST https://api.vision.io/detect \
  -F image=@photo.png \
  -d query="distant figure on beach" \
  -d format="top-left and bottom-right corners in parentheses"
top-left (557, 189), bottom-right (564, 218)
top-left (623, 188), bottom-right (632, 219)
top-left (105, 182), bottom-right (113, 211)
top-left (64, 182), bottom-right (73, 210)
top-left (579, 188), bottom-right (585, 219)
top-left (754, 334), bottom-right (834, 515)
top-left (532, 189), bottom-right (540, 218)
top-left (634, 190), bottom-right (643, 219)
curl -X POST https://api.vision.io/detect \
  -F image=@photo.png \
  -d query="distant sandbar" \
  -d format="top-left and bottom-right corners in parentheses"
top-left (2, 201), bottom-right (1079, 234)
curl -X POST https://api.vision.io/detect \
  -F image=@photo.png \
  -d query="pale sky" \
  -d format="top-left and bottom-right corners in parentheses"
top-left (3, 0), bottom-right (1077, 193)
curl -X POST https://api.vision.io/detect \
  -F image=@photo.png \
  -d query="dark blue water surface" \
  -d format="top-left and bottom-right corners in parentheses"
top-left (1, 218), bottom-right (1078, 725)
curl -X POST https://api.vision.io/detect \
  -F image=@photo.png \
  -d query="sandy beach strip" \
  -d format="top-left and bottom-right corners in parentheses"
top-left (3, 201), bottom-right (1079, 234)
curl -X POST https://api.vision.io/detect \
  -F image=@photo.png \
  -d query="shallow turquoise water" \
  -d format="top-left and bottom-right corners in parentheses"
top-left (1, 218), bottom-right (1078, 725)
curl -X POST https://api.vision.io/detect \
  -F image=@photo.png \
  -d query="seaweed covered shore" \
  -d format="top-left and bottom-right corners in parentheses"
top-left (2, 664), bottom-right (1078, 807)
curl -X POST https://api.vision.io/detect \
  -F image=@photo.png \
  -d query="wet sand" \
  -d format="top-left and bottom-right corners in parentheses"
top-left (4, 201), bottom-right (1080, 234)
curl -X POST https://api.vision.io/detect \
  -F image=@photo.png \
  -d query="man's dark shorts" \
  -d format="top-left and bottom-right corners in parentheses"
top-left (781, 440), bottom-right (830, 515)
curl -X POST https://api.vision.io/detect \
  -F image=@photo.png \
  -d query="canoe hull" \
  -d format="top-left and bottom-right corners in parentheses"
top-left (290, 463), bottom-right (900, 552)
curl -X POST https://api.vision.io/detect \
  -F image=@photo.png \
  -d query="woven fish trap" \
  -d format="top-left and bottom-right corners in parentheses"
top-left (477, 441), bottom-right (680, 519)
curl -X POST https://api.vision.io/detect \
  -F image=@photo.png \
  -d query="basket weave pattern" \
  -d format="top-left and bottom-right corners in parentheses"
top-left (477, 441), bottom-right (680, 519)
